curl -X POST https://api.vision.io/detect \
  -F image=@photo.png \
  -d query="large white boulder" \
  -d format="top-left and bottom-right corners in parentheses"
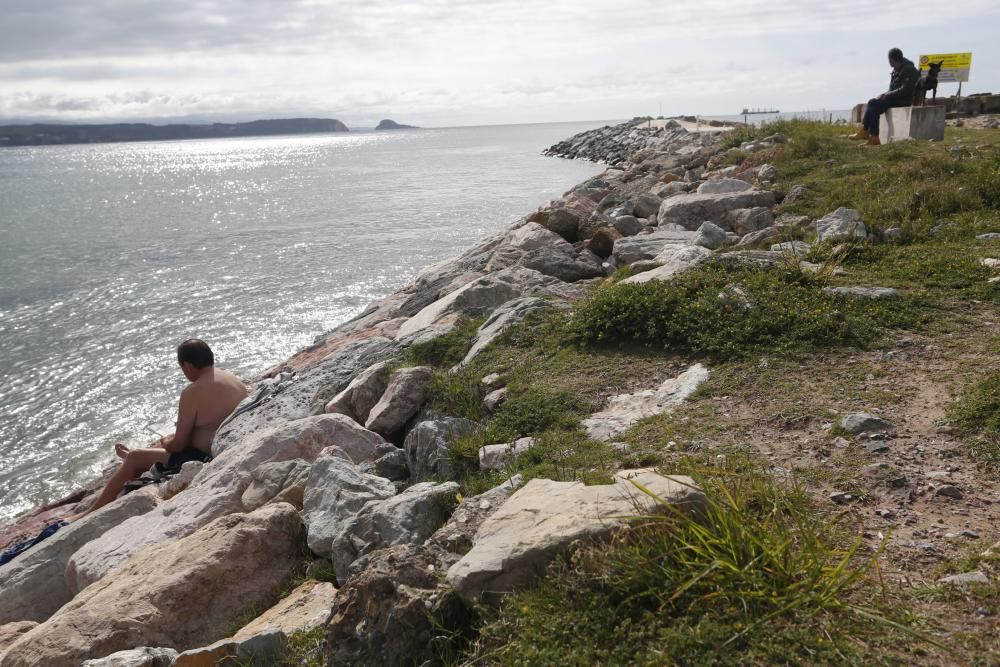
top-left (446, 472), bottom-right (705, 602)
top-left (0, 488), bottom-right (158, 624)
top-left (2, 504), bottom-right (304, 667)
top-left (611, 230), bottom-right (695, 264)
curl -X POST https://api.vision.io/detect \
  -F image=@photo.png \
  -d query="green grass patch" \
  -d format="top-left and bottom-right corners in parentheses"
top-left (467, 452), bottom-right (928, 665)
top-left (404, 317), bottom-right (484, 367)
top-left (743, 120), bottom-right (1000, 233)
top-left (947, 370), bottom-right (1000, 473)
top-left (566, 261), bottom-right (917, 360)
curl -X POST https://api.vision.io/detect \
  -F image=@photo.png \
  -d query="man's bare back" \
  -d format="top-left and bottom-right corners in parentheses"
top-left (178, 367), bottom-right (248, 452)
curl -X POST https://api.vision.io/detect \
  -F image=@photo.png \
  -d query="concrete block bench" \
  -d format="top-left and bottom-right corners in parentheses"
top-left (879, 105), bottom-right (945, 143)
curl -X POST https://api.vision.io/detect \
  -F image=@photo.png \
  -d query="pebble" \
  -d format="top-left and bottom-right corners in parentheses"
top-left (938, 571), bottom-right (989, 587)
top-left (830, 491), bottom-right (853, 504)
top-left (875, 508), bottom-right (897, 519)
top-left (867, 442), bottom-right (890, 454)
top-left (961, 529), bottom-right (979, 539)
top-left (935, 485), bottom-right (963, 499)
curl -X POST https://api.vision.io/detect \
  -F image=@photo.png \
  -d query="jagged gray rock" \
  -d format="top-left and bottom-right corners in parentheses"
top-left (839, 412), bottom-right (894, 435)
top-left (81, 648), bottom-right (179, 667)
top-left (365, 366), bottom-right (433, 436)
top-left (241, 459), bottom-right (312, 511)
top-left (612, 229), bottom-right (696, 264)
top-left (658, 190), bottom-right (776, 230)
top-left (404, 418), bottom-right (480, 481)
top-left (329, 481), bottom-right (460, 582)
top-left (816, 208), bottom-right (867, 242)
top-left (303, 454), bottom-right (396, 560)
top-left (691, 221), bottom-right (730, 249)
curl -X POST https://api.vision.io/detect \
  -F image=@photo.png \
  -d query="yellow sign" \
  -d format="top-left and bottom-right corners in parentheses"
top-left (919, 52), bottom-right (972, 83)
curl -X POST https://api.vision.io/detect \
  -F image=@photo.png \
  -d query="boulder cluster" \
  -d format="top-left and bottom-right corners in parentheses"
top-left (0, 118), bottom-right (896, 666)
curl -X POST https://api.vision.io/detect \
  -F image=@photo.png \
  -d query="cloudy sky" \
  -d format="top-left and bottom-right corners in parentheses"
top-left (2, 0), bottom-right (998, 127)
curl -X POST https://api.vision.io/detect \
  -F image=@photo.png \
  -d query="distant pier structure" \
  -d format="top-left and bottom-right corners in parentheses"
top-left (741, 107), bottom-right (779, 125)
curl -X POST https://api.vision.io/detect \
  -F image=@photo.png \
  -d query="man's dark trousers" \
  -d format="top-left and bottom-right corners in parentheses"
top-left (863, 97), bottom-right (891, 135)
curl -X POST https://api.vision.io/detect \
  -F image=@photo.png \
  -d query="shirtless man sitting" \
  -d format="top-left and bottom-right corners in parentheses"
top-left (86, 339), bottom-right (248, 513)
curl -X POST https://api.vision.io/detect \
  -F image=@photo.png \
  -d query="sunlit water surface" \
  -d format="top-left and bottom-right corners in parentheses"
top-left (0, 122), bottom-right (602, 521)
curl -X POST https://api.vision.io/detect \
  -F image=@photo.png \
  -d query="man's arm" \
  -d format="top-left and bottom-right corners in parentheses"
top-left (165, 387), bottom-right (197, 453)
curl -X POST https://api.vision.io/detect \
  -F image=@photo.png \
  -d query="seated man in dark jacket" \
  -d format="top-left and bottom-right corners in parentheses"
top-left (850, 47), bottom-right (919, 145)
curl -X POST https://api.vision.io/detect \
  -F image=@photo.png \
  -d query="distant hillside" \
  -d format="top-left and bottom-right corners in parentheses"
top-left (375, 119), bottom-right (418, 130)
top-left (0, 118), bottom-right (350, 147)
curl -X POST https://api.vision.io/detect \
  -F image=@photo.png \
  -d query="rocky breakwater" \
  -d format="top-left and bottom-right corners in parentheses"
top-left (0, 117), bottom-right (855, 666)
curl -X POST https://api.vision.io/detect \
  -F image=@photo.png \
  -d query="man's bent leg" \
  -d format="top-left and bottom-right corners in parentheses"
top-left (862, 98), bottom-right (887, 136)
top-left (86, 447), bottom-right (170, 514)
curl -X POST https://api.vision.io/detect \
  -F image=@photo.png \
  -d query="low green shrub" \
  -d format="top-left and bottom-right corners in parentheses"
top-left (566, 261), bottom-right (916, 359)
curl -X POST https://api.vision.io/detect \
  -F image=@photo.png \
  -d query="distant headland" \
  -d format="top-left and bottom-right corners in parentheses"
top-left (375, 119), bottom-right (418, 130)
top-left (0, 118), bottom-right (350, 147)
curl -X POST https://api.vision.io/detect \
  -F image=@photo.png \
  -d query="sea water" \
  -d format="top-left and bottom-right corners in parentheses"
top-left (0, 122), bottom-right (603, 521)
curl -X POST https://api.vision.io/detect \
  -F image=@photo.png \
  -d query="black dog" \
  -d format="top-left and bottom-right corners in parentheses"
top-left (914, 61), bottom-right (943, 106)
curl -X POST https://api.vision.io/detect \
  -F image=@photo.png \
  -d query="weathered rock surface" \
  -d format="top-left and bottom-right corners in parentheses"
top-left (66, 414), bottom-right (375, 594)
top-left (823, 286), bottom-right (899, 299)
top-left (365, 366), bottom-right (432, 436)
top-left (173, 630), bottom-right (287, 667)
top-left (457, 297), bottom-right (565, 369)
top-left (0, 622), bottom-right (37, 654)
top-left (938, 571), bottom-right (989, 587)
top-left (325, 544), bottom-right (465, 667)
top-left (446, 472), bottom-right (706, 601)
top-left (697, 178), bottom-right (752, 194)
top-left (479, 437), bottom-right (536, 471)
top-left (428, 476), bottom-right (522, 554)
top-left (583, 364), bottom-right (710, 441)
top-left (727, 206), bottom-right (775, 236)
top-left (771, 240), bottom-right (811, 257)
top-left (404, 418), bottom-right (480, 482)
top-left (241, 459), bottom-right (312, 511)
top-left (330, 481), bottom-right (460, 581)
top-left (3, 504), bottom-right (304, 667)
top-left (816, 208), bottom-right (867, 242)
top-left (632, 193), bottom-right (664, 219)
top-left (620, 245), bottom-right (712, 285)
top-left (658, 190), bottom-right (776, 230)
top-left (233, 580), bottom-right (337, 640)
top-left (80, 647), bottom-right (178, 667)
top-left (303, 454), bottom-right (396, 560)
top-left (159, 461), bottom-right (204, 501)
top-left (324, 360), bottom-right (390, 424)
top-left (839, 412), bottom-right (894, 435)
top-left (691, 221), bottom-right (729, 249)
top-left (0, 487), bottom-right (158, 624)
top-left (612, 229), bottom-right (696, 264)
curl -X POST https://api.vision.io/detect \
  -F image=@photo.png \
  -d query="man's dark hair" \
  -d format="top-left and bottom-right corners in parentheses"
top-left (177, 339), bottom-right (215, 368)
top-left (888, 48), bottom-right (903, 62)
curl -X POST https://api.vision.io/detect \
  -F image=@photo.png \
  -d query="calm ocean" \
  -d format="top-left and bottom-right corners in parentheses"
top-left (0, 122), bottom-right (603, 521)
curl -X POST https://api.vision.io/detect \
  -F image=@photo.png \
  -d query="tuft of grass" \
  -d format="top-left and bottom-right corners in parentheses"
top-left (404, 317), bottom-right (484, 367)
top-left (566, 260), bottom-right (917, 360)
top-left (947, 371), bottom-right (1000, 473)
top-left (467, 452), bottom-right (929, 665)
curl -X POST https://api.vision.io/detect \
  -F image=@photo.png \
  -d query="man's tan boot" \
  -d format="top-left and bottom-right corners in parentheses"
top-left (848, 128), bottom-right (870, 141)
top-left (866, 135), bottom-right (882, 146)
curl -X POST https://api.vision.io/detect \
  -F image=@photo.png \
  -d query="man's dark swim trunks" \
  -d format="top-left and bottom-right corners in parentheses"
top-left (166, 446), bottom-right (212, 468)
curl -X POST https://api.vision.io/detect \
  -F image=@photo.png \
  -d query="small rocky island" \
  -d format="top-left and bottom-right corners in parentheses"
top-left (374, 119), bottom-right (418, 130)
top-left (0, 118), bottom-right (350, 147)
